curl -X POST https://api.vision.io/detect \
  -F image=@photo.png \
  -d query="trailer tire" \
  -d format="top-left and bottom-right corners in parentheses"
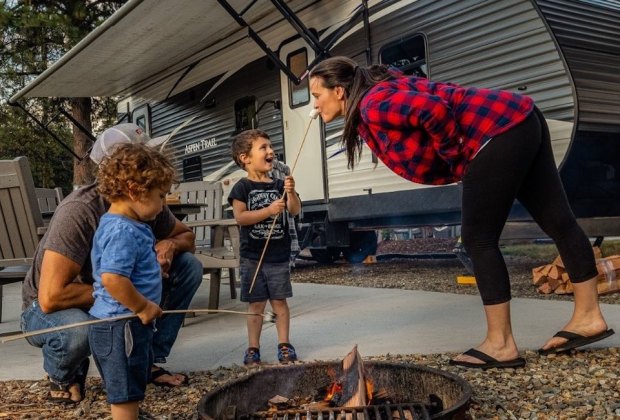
top-left (343, 231), bottom-right (378, 263)
top-left (310, 248), bottom-right (341, 264)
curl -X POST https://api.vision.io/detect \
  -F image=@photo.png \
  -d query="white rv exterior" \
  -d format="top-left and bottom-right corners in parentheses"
top-left (10, 0), bottom-right (620, 261)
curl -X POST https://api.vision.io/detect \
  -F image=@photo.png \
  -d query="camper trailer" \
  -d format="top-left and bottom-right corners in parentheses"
top-left (10, 0), bottom-right (620, 263)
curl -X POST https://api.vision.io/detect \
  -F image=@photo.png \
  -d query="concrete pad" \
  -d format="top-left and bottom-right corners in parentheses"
top-left (0, 280), bottom-right (618, 380)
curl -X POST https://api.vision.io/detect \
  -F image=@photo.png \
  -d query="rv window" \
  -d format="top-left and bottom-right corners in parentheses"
top-left (182, 155), bottom-right (203, 182)
top-left (234, 96), bottom-right (258, 131)
top-left (379, 34), bottom-right (428, 78)
top-left (287, 48), bottom-right (310, 108)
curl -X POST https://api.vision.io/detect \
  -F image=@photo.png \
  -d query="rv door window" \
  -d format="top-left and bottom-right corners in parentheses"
top-left (287, 48), bottom-right (310, 108)
top-left (379, 34), bottom-right (428, 78)
top-left (234, 96), bottom-right (258, 131)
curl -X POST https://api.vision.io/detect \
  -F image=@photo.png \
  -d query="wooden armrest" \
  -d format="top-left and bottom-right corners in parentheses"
top-left (184, 218), bottom-right (238, 228)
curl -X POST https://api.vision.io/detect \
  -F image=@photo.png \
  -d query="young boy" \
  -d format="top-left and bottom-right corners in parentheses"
top-left (228, 129), bottom-right (302, 365)
top-left (89, 143), bottom-right (176, 419)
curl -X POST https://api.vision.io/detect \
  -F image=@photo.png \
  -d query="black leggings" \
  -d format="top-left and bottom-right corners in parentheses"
top-left (461, 107), bottom-right (597, 305)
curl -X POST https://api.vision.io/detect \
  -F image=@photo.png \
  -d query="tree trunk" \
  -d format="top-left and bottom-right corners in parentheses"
top-left (71, 97), bottom-right (95, 187)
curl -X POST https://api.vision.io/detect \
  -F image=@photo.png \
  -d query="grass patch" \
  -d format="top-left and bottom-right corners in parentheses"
top-left (501, 239), bottom-right (620, 261)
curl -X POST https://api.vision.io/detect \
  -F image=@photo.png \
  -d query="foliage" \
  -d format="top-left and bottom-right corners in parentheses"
top-left (0, 103), bottom-right (73, 190)
top-left (0, 0), bottom-right (125, 191)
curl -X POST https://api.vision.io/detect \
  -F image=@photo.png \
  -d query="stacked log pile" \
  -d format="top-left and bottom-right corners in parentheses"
top-left (533, 247), bottom-right (620, 295)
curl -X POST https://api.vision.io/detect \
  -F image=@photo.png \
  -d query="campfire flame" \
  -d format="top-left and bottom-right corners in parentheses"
top-left (320, 346), bottom-right (378, 408)
top-left (324, 377), bottom-right (375, 406)
top-left (366, 378), bottom-right (374, 404)
top-left (325, 382), bottom-right (342, 402)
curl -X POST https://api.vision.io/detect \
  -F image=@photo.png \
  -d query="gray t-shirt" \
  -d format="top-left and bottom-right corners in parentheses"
top-left (22, 183), bottom-right (177, 309)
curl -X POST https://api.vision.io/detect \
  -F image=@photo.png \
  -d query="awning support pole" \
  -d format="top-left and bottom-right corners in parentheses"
top-left (217, 0), bottom-right (301, 84)
top-left (57, 108), bottom-right (96, 142)
top-left (8, 101), bottom-right (83, 160)
top-left (269, 0), bottom-right (327, 56)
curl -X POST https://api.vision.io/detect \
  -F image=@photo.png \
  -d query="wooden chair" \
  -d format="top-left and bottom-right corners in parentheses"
top-left (35, 187), bottom-right (64, 213)
top-left (173, 181), bottom-right (240, 310)
top-left (0, 157), bottom-right (45, 322)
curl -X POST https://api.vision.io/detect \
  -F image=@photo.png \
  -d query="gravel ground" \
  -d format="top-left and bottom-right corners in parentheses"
top-left (1, 239), bottom-right (619, 419)
top-left (291, 238), bottom-right (620, 305)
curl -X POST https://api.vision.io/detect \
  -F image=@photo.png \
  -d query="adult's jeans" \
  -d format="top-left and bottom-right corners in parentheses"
top-left (153, 252), bottom-right (203, 363)
top-left (21, 251), bottom-right (203, 383)
top-left (21, 301), bottom-right (90, 387)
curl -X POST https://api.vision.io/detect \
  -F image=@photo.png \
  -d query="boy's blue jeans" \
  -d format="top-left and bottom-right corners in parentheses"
top-left (20, 252), bottom-right (203, 387)
top-left (89, 318), bottom-right (155, 404)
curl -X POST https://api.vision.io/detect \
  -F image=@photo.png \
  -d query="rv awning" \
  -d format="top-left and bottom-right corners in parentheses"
top-left (9, 0), bottom-right (374, 104)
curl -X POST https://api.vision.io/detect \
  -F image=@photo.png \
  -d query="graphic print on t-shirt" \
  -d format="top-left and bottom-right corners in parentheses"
top-left (248, 188), bottom-right (284, 240)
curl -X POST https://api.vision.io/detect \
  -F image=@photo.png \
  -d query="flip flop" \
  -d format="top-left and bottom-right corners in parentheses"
top-left (48, 381), bottom-right (78, 404)
top-left (449, 348), bottom-right (526, 370)
top-left (149, 366), bottom-right (189, 388)
top-left (538, 329), bottom-right (615, 356)
top-left (48, 358), bottom-right (89, 404)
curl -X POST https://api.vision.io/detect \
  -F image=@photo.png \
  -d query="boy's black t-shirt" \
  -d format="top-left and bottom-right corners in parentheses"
top-left (228, 178), bottom-right (291, 263)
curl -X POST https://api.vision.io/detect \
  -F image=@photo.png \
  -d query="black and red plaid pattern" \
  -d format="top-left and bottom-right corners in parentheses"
top-left (357, 76), bottom-right (534, 185)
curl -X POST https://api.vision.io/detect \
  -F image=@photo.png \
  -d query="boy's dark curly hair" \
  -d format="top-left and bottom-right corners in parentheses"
top-left (96, 143), bottom-right (177, 201)
top-left (231, 129), bottom-right (270, 168)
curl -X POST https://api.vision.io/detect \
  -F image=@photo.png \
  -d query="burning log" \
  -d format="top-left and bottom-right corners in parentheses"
top-left (326, 345), bottom-right (371, 406)
top-left (268, 395), bottom-right (296, 411)
top-left (261, 346), bottom-right (395, 417)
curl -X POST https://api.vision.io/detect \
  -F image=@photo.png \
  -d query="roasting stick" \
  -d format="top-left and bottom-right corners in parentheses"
top-left (1, 309), bottom-right (277, 343)
top-left (248, 109), bottom-right (320, 294)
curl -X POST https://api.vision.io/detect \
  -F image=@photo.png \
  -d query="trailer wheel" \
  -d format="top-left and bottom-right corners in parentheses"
top-left (310, 248), bottom-right (341, 264)
top-left (343, 231), bottom-right (378, 263)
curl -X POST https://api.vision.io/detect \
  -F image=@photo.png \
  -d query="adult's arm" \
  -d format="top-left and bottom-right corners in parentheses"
top-left (154, 219), bottom-right (196, 276)
top-left (38, 250), bottom-right (94, 313)
top-left (36, 198), bottom-right (100, 313)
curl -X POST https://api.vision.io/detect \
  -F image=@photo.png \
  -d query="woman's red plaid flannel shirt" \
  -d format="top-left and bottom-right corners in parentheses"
top-left (357, 76), bottom-right (534, 185)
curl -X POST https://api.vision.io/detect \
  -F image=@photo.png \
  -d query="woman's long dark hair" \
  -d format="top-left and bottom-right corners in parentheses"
top-left (310, 56), bottom-right (394, 169)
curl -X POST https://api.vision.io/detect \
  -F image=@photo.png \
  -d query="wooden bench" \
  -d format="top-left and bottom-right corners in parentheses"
top-left (35, 187), bottom-right (64, 220)
top-left (0, 157), bottom-right (46, 322)
top-left (172, 180), bottom-right (240, 310)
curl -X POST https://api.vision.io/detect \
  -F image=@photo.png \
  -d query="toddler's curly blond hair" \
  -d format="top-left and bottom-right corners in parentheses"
top-left (96, 143), bottom-right (177, 201)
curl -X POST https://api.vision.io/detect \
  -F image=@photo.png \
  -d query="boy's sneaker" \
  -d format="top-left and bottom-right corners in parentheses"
top-left (277, 343), bottom-right (298, 363)
top-left (243, 347), bottom-right (261, 366)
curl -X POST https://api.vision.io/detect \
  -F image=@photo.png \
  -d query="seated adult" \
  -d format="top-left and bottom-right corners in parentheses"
top-left (20, 123), bottom-right (204, 403)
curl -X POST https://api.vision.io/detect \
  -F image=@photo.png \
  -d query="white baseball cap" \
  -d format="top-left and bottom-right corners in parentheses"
top-left (90, 123), bottom-right (160, 164)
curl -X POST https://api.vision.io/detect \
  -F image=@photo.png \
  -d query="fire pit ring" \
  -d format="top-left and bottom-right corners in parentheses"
top-left (198, 361), bottom-right (472, 420)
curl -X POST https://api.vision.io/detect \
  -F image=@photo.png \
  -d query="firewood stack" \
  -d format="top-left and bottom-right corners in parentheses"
top-left (533, 247), bottom-right (620, 295)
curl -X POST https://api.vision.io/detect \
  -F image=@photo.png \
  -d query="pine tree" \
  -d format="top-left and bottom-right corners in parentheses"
top-left (0, 1), bottom-right (125, 189)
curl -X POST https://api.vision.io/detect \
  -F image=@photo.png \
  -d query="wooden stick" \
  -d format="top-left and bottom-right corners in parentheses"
top-left (249, 110), bottom-right (319, 293)
top-left (2, 309), bottom-right (275, 343)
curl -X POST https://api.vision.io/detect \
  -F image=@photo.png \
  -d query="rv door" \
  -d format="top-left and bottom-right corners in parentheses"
top-left (279, 40), bottom-right (325, 202)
